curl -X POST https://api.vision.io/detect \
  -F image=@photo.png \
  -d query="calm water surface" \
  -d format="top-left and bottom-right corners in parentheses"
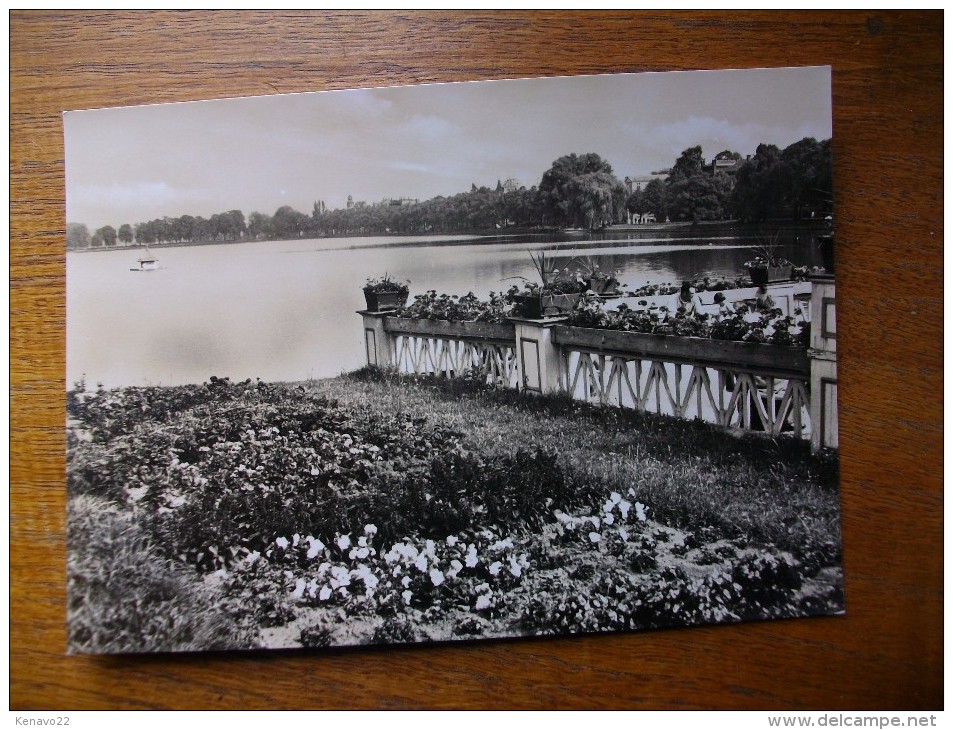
top-left (66, 227), bottom-right (822, 388)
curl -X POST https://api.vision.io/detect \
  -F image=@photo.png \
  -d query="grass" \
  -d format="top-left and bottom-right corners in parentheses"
top-left (308, 367), bottom-right (840, 563)
top-left (67, 494), bottom-right (257, 654)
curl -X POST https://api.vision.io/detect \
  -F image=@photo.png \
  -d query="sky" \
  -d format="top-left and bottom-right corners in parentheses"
top-left (64, 66), bottom-right (832, 231)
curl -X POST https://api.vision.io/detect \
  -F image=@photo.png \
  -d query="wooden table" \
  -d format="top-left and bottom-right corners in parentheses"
top-left (10, 11), bottom-right (943, 710)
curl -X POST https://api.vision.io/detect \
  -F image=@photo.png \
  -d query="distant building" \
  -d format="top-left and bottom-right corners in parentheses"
top-left (624, 172), bottom-right (669, 192)
top-left (501, 178), bottom-right (522, 193)
top-left (380, 197), bottom-right (419, 207)
top-left (708, 157), bottom-right (742, 175)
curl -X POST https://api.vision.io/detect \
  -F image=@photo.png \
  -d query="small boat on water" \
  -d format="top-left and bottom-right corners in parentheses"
top-left (130, 247), bottom-right (160, 271)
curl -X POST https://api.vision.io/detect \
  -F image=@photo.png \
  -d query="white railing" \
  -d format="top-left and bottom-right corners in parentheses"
top-left (359, 276), bottom-right (837, 450)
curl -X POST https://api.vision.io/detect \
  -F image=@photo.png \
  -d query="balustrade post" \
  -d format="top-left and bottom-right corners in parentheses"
top-left (511, 316), bottom-right (565, 394)
top-left (359, 311), bottom-right (395, 368)
top-left (808, 275), bottom-right (838, 451)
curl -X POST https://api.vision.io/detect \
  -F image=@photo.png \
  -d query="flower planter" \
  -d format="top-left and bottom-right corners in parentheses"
top-left (748, 265), bottom-right (794, 287)
top-left (513, 292), bottom-right (582, 319)
top-left (586, 275), bottom-right (619, 296)
top-left (363, 290), bottom-right (408, 312)
top-left (551, 325), bottom-right (810, 376)
top-left (384, 317), bottom-right (515, 342)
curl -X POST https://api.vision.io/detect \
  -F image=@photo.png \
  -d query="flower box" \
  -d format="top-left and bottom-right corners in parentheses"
top-left (363, 290), bottom-right (408, 312)
top-left (551, 325), bottom-right (810, 377)
top-left (748, 265), bottom-right (794, 287)
top-left (586, 275), bottom-right (619, 296)
top-left (513, 292), bottom-right (582, 319)
top-left (384, 317), bottom-right (515, 342)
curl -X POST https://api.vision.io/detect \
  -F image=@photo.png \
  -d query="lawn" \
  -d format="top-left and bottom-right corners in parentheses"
top-left (66, 368), bottom-right (842, 653)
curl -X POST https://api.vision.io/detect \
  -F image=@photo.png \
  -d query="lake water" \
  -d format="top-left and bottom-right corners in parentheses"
top-left (66, 226), bottom-right (823, 389)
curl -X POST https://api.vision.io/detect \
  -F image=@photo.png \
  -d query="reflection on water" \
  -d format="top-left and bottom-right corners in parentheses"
top-left (67, 228), bottom-right (823, 388)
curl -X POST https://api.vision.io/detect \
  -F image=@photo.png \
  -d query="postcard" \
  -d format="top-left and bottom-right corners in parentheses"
top-left (65, 67), bottom-right (841, 653)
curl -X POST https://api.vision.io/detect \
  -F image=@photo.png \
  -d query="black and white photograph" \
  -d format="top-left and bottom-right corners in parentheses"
top-left (65, 66), bottom-right (842, 654)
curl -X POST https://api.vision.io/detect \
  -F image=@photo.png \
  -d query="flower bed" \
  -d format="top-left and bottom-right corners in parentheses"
top-left (66, 375), bottom-right (841, 652)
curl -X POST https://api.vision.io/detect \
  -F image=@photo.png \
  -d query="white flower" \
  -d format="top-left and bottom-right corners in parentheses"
top-left (401, 590), bottom-right (413, 605)
top-left (425, 539), bottom-right (436, 555)
top-left (489, 561), bottom-right (502, 576)
top-left (446, 535), bottom-right (458, 547)
top-left (507, 556), bottom-right (522, 578)
top-left (336, 534), bottom-right (351, 551)
top-left (309, 466), bottom-right (321, 476)
top-left (291, 578), bottom-right (306, 600)
top-left (307, 579), bottom-right (318, 599)
top-left (588, 531), bottom-right (602, 543)
top-left (465, 545), bottom-right (479, 568)
top-left (355, 547), bottom-right (370, 560)
top-left (275, 536), bottom-right (289, 549)
top-left (401, 575), bottom-right (411, 588)
top-left (429, 568), bottom-right (445, 586)
top-left (619, 500), bottom-right (631, 520)
top-left (319, 586), bottom-right (332, 601)
top-left (358, 536), bottom-right (368, 548)
top-left (414, 554), bottom-right (428, 572)
top-left (635, 503), bottom-right (648, 522)
top-left (306, 536), bottom-right (325, 559)
top-left (292, 533), bottom-right (301, 547)
top-left (609, 491), bottom-right (622, 505)
top-left (604, 514), bottom-right (615, 525)
top-left (619, 528), bottom-right (629, 542)
top-left (329, 565), bottom-right (351, 589)
top-left (475, 582), bottom-right (490, 593)
top-left (590, 516), bottom-right (601, 529)
top-left (244, 550), bottom-right (260, 565)
top-left (554, 510), bottom-right (573, 523)
top-left (475, 594), bottom-right (493, 611)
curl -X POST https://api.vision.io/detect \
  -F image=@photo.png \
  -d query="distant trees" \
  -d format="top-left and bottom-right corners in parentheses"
top-left (641, 179), bottom-right (668, 222)
top-left (66, 222), bottom-right (90, 250)
top-left (539, 153), bottom-right (627, 228)
top-left (729, 138), bottom-right (832, 221)
top-left (68, 139), bottom-right (832, 250)
top-left (117, 224), bottom-right (133, 246)
top-left (95, 225), bottom-right (117, 247)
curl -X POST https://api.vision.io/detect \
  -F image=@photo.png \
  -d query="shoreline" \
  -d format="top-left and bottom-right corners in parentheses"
top-left (66, 219), bottom-right (832, 254)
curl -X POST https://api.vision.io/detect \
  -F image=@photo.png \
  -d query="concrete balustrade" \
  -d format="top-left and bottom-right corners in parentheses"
top-left (358, 278), bottom-right (837, 451)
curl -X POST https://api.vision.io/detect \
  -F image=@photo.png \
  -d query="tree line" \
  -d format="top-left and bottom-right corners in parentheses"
top-left (66, 138), bottom-right (831, 250)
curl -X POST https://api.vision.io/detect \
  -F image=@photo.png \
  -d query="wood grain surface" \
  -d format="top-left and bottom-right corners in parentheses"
top-left (10, 10), bottom-right (943, 710)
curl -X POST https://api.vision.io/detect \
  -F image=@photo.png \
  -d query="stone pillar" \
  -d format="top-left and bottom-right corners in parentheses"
top-left (512, 317), bottom-right (565, 394)
top-left (808, 275), bottom-right (838, 451)
top-left (359, 311), bottom-right (394, 368)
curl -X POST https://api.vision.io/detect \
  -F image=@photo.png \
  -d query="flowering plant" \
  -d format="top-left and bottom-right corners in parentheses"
top-left (744, 234), bottom-right (792, 269)
top-left (363, 274), bottom-right (410, 295)
top-left (397, 290), bottom-right (511, 324)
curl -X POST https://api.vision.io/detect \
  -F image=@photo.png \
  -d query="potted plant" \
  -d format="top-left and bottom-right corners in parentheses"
top-left (745, 235), bottom-right (794, 286)
top-left (576, 258), bottom-right (620, 296)
top-left (362, 274), bottom-right (410, 312)
top-left (508, 251), bottom-right (588, 318)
